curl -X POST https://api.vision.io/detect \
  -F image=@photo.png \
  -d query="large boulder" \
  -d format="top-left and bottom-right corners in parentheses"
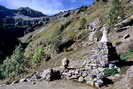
top-left (41, 69), bottom-right (54, 81)
top-left (116, 15), bottom-right (133, 27)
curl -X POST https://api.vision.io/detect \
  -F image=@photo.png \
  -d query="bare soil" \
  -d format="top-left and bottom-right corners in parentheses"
top-left (0, 80), bottom-right (95, 89)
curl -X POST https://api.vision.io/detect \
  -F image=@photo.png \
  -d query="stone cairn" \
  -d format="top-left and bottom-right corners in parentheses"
top-left (60, 42), bottom-right (109, 88)
top-left (60, 28), bottom-right (110, 88)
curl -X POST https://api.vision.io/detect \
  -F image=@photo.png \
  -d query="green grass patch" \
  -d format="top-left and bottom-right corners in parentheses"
top-left (32, 48), bottom-right (45, 65)
top-left (104, 68), bottom-right (119, 77)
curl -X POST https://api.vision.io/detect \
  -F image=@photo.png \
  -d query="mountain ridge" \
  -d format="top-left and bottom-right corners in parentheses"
top-left (0, 5), bottom-right (46, 18)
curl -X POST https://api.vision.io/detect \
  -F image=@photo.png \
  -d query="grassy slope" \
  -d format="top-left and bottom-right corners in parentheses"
top-left (20, 0), bottom-right (133, 72)
top-left (22, 3), bottom-right (107, 70)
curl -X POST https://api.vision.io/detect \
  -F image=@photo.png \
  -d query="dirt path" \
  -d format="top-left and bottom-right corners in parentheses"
top-left (0, 80), bottom-right (95, 89)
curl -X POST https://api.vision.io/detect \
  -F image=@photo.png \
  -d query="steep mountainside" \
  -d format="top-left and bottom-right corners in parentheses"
top-left (20, 0), bottom-right (133, 73)
top-left (0, 5), bottom-right (48, 60)
top-left (0, 0), bottom-right (133, 89)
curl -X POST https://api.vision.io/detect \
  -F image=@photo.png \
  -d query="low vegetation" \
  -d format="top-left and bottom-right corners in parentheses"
top-left (108, 0), bottom-right (125, 25)
top-left (32, 48), bottom-right (45, 65)
top-left (104, 68), bottom-right (119, 77)
top-left (0, 45), bottom-right (27, 79)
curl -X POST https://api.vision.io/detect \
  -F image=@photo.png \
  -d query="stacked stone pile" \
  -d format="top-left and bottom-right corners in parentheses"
top-left (79, 42), bottom-right (109, 87)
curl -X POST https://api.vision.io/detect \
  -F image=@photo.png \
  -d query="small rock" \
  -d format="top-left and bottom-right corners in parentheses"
top-left (32, 82), bottom-right (36, 85)
top-left (75, 69), bottom-right (79, 74)
top-left (86, 80), bottom-right (94, 86)
top-left (11, 80), bottom-right (19, 85)
top-left (84, 76), bottom-right (93, 81)
top-left (114, 74), bottom-right (120, 78)
top-left (82, 72), bottom-right (88, 77)
top-left (95, 79), bottom-right (103, 88)
top-left (117, 68), bottom-right (121, 72)
top-left (67, 73), bottom-right (72, 77)
top-left (78, 76), bottom-right (84, 82)
top-left (30, 75), bottom-right (38, 81)
top-left (20, 78), bottom-right (27, 82)
top-left (109, 64), bottom-right (114, 69)
top-left (61, 58), bottom-right (70, 69)
top-left (70, 74), bottom-right (79, 79)
top-left (95, 82), bottom-right (100, 88)
top-left (123, 34), bottom-right (130, 39)
top-left (0, 84), bottom-right (6, 87)
top-left (98, 67), bottom-right (105, 72)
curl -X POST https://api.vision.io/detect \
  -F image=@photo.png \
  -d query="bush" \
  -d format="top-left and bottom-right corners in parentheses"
top-left (0, 45), bottom-right (26, 79)
top-left (108, 0), bottom-right (124, 25)
top-left (32, 48), bottom-right (45, 65)
top-left (59, 21), bottom-right (71, 32)
top-left (79, 18), bottom-right (87, 30)
top-left (104, 68), bottom-right (119, 76)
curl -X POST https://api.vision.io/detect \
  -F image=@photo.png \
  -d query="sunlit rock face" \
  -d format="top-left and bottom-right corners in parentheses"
top-left (100, 28), bottom-right (108, 43)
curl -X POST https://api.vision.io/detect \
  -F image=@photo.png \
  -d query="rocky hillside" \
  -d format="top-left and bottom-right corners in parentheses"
top-left (0, 5), bottom-right (49, 60)
top-left (0, 0), bottom-right (133, 89)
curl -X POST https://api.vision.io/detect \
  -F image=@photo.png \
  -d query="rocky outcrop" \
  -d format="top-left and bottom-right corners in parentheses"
top-left (115, 15), bottom-right (133, 27)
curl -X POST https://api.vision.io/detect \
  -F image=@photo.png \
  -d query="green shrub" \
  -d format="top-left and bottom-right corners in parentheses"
top-left (59, 21), bottom-right (71, 32)
top-left (104, 68), bottom-right (119, 76)
top-left (0, 45), bottom-right (26, 79)
top-left (108, 0), bottom-right (124, 25)
top-left (32, 48), bottom-right (45, 65)
top-left (79, 18), bottom-right (87, 30)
